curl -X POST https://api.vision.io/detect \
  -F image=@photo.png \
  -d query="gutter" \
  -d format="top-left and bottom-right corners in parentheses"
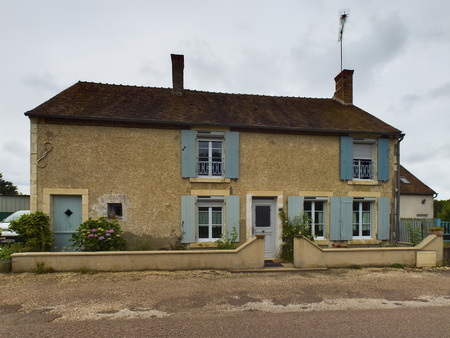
top-left (396, 134), bottom-right (405, 243)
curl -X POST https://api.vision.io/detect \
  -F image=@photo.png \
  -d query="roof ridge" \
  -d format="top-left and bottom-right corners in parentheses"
top-left (76, 81), bottom-right (333, 100)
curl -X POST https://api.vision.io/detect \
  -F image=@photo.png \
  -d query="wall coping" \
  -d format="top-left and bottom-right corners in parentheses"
top-left (12, 236), bottom-right (258, 259)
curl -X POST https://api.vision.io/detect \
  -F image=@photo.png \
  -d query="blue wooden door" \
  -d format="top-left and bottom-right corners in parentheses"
top-left (53, 195), bottom-right (82, 251)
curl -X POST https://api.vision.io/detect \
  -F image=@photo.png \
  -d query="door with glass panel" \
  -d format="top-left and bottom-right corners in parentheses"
top-left (252, 199), bottom-right (276, 258)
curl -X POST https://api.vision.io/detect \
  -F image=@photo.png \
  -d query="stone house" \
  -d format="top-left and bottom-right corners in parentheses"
top-left (25, 54), bottom-right (404, 257)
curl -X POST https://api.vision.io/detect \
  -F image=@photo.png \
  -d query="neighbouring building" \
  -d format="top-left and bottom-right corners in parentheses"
top-left (399, 165), bottom-right (437, 219)
top-left (25, 54), bottom-right (404, 256)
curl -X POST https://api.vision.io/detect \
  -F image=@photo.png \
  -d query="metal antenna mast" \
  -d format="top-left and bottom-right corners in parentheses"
top-left (338, 11), bottom-right (349, 72)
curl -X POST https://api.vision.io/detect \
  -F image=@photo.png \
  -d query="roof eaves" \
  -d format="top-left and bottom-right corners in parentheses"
top-left (24, 112), bottom-right (404, 137)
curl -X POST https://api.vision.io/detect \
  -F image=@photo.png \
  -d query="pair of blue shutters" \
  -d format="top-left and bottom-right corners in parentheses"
top-left (181, 130), bottom-right (239, 178)
top-left (181, 195), bottom-right (240, 244)
top-left (288, 196), bottom-right (391, 241)
top-left (340, 137), bottom-right (390, 181)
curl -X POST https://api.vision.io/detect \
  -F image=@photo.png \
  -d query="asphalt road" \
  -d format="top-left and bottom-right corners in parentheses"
top-left (1, 268), bottom-right (449, 337)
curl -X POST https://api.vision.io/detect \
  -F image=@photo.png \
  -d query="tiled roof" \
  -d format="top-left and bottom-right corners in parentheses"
top-left (400, 165), bottom-right (436, 195)
top-left (26, 81), bottom-right (402, 136)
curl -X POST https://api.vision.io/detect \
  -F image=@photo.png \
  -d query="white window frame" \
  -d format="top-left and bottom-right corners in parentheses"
top-left (352, 199), bottom-right (373, 239)
top-left (197, 197), bottom-right (224, 242)
top-left (197, 132), bottom-right (224, 177)
top-left (304, 198), bottom-right (326, 239)
top-left (353, 140), bottom-right (374, 180)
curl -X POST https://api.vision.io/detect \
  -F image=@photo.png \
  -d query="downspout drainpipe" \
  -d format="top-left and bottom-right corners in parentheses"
top-left (396, 134), bottom-right (405, 244)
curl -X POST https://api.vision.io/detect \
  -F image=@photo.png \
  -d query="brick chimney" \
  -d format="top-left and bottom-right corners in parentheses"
top-left (333, 69), bottom-right (354, 105)
top-left (171, 54), bottom-right (184, 96)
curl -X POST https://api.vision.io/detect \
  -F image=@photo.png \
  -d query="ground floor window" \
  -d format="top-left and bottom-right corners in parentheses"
top-left (304, 200), bottom-right (325, 239)
top-left (107, 203), bottom-right (123, 219)
top-left (352, 201), bottom-right (372, 238)
top-left (198, 202), bottom-right (223, 241)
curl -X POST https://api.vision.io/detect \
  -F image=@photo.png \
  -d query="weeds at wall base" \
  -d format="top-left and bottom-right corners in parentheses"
top-left (32, 262), bottom-right (54, 274)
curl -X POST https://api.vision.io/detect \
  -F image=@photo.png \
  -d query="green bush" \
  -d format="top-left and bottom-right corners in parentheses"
top-left (406, 221), bottom-right (422, 246)
top-left (9, 211), bottom-right (54, 252)
top-left (0, 243), bottom-right (24, 260)
top-left (216, 226), bottom-right (238, 250)
top-left (279, 208), bottom-right (312, 262)
top-left (71, 217), bottom-right (126, 251)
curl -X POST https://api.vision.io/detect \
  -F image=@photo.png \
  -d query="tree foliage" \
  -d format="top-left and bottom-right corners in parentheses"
top-left (0, 173), bottom-right (19, 195)
top-left (434, 199), bottom-right (450, 221)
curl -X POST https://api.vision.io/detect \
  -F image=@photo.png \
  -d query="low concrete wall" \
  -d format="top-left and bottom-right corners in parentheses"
top-left (12, 237), bottom-right (265, 272)
top-left (293, 235), bottom-right (443, 268)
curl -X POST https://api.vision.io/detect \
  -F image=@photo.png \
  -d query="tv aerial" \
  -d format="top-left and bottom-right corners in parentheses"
top-left (338, 9), bottom-right (350, 72)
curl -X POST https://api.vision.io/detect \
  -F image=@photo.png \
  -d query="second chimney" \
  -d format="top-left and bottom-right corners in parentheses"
top-left (171, 54), bottom-right (184, 96)
top-left (333, 69), bottom-right (354, 105)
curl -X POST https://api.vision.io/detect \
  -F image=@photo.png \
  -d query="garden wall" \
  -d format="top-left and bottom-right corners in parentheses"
top-left (293, 235), bottom-right (443, 268)
top-left (11, 236), bottom-right (264, 272)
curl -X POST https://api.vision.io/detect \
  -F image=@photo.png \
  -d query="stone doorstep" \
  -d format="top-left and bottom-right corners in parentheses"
top-left (231, 261), bottom-right (328, 273)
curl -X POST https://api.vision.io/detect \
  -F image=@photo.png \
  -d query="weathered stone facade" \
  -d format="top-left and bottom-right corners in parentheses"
top-left (30, 118), bottom-right (400, 255)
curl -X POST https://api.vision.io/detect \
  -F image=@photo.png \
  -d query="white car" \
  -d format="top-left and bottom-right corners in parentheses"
top-left (0, 210), bottom-right (30, 243)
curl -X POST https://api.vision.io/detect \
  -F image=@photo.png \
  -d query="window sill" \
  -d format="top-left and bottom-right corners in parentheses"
top-left (190, 177), bottom-right (231, 184)
top-left (347, 180), bottom-right (379, 186)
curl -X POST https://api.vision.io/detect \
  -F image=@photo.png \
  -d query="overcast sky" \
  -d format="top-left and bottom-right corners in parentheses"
top-left (1, 0), bottom-right (449, 200)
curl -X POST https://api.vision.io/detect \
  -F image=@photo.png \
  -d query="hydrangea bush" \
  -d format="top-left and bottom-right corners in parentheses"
top-left (71, 217), bottom-right (126, 251)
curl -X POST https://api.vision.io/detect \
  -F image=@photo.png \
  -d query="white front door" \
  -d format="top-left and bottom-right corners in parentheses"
top-left (252, 199), bottom-right (276, 258)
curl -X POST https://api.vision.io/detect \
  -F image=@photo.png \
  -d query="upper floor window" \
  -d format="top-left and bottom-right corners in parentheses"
top-left (353, 142), bottom-right (374, 180)
top-left (181, 130), bottom-right (239, 179)
top-left (341, 137), bottom-right (389, 181)
top-left (197, 139), bottom-right (223, 177)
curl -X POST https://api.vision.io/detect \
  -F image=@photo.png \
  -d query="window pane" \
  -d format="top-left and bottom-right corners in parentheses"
top-left (315, 224), bottom-right (323, 237)
top-left (353, 211), bottom-right (358, 223)
top-left (315, 202), bottom-right (324, 211)
top-left (362, 224), bottom-right (370, 236)
top-left (212, 208), bottom-right (222, 225)
top-left (362, 202), bottom-right (371, 211)
top-left (362, 212), bottom-right (371, 224)
top-left (198, 208), bottom-right (208, 225)
top-left (255, 206), bottom-right (271, 227)
top-left (199, 225), bottom-right (209, 238)
top-left (304, 201), bottom-right (312, 212)
top-left (353, 223), bottom-right (359, 236)
top-left (315, 211), bottom-right (323, 224)
top-left (212, 225), bottom-right (222, 239)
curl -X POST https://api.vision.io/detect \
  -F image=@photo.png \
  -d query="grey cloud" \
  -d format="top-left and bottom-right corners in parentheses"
top-left (22, 72), bottom-right (59, 92)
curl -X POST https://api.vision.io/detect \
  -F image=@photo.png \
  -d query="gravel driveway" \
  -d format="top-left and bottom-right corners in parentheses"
top-left (1, 267), bottom-right (449, 336)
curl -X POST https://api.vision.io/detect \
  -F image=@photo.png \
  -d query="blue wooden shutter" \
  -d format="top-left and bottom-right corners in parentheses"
top-left (330, 197), bottom-right (341, 240)
top-left (226, 195), bottom-right (240, 242)
top-left (288, 196), bottom-right (304, 219)
top-left (330, 197), bottom-right (352, 240)
top-left (181, 195), bottom-right (196, 243)
top-left (377, 197), bottom-right (390, 240)
top-left (340, 136), bottom-right (353, 180)
top-left (181, 130), bottom-right (196, 178)
top-left (377, 138), bottom-right (390, 181)
top-left (225, 131), bottom-right (239, 179)
top-left (340, 197), bottom-right (353, 240)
